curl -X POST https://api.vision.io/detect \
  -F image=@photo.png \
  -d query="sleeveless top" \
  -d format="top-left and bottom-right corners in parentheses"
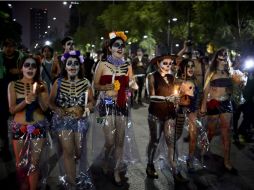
top-left (148, 71), bottom-right (176, 120)
top-left (14, 80), bottom-right (39, 122)
top-left (55, 78), bottom-right (90, 108)
top-left (210, 78), bottom-right (233, 88)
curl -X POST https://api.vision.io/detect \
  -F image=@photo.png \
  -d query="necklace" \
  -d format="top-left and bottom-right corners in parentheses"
top-left (107, 55), bottom-right (125, 67)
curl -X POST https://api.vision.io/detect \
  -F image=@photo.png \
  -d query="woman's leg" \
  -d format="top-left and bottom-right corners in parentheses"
top-left (13, 140), bottom-right (29, 190)
top-left (146, 116), bottom-right (163, 178)
top-left (58, 130), bottom-right (76, 185)
top-left (207, 115), bottom-right (219, 142)
top-left (114, 115), bottom-right (127, 183)
top-left (219, 112), bottom-right (233, 168)
top-left (188, 112), bottom-right (197, 158)
top-left (74, 132), bottom-right (82, 160)
top-left (164, 119), bottom-right (176, 171)
top-left (29, 138), bottom-right (46, 190)
top-left (102, 116), bottom-right (115, 173)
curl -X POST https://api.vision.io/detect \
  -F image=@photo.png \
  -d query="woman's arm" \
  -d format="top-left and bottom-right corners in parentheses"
top-left (93, 61), bottom-right (113, 91)
top-left (200, 69), bottom-right (212, 113)
top-left (8, 81), bottom-right (27, 114)
top-left (148, 73), bottom-right (155, 96)
top-left (37, 81), bottom-right (49, 112)
top-left (87, 86), bottom-right (95, 111)
top-left (48, 79), bottom-right (64, 116)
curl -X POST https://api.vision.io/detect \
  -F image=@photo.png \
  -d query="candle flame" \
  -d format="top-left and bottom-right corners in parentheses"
top-left (33, 82), bottom-right (37, 94)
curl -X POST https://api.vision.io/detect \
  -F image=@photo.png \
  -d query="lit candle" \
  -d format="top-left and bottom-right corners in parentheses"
top-left (85, 90), bottom-right (88, 106)
top-left (33, 82), bottom-right (37, 94)
top-left (174, 85), bottom-right (179, 97)
top-left (112, 72), bottom-right (115, 84)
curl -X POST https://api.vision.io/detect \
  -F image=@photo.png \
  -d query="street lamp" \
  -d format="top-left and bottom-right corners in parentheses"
top-left (167, 17), bottom-right (178, 54)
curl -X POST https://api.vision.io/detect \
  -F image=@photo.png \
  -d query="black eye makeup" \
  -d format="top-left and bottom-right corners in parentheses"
top-left (112, 42), bottom-right (125, 49)
top-left (162, 61), bottom-right (173, 66)
top-left (66, 42), bottom-right (74, 46)
top-left (186, 63), bottom-right (195, 68)
top-left (23, 62), bottom-right (37, 69)
top-left (66, 60), bottom-right (79, 66)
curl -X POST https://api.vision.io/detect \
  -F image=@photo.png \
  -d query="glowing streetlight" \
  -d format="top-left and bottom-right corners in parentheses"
top-left (168, 17), bottom-right (178, 54)
top-left (45, 31), bottom-right (48, 34)
top-left (13, 18), bottom-right (16, 21)
top-left (100, 37), bottom-right (104, 40)
top-left (53, 17), bottom-right (56, 21)
top-left (45, 40), bottom-right (52, 46)
top-left (48, 25), bottom-right (51, 29)
top-left (143, 35), bottom-right (148, 39)
top-left (63, 1), bottom-right (67, 5)
top-left (8, 4), bottom-right (12, 8)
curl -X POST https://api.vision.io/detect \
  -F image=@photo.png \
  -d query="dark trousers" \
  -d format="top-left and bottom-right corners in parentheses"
top-left (239, 100), bottom-right (254, 138)
top-left (134, 76), bottom-right (145, 102)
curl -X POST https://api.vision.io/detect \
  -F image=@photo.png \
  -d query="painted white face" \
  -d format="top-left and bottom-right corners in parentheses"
top-left (22, 58), bottom-right (37, 79)
top-left (186, 61), bottom-right (195, 77)
top-left (64, 40), bottom-right (75, 53)
top-left (110, 39), bottom-right (125, 59)
top-left (65, 57), bottom-right (80, 77)
top-left (158, 58), bottom-right (173, 75)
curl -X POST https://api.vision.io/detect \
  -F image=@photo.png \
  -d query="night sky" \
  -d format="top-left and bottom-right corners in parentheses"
top-left (10, 1), bottom-right (70, 49)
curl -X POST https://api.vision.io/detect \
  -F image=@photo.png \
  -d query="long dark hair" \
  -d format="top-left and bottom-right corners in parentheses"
top-left (177, 58), bottom-right (196, 80)
top-left (209, 48), bottom-right (230, 75)
top-left (20, 54), bottom-right (41, 82)
top-left (101, 37), bottom-right (124, 61)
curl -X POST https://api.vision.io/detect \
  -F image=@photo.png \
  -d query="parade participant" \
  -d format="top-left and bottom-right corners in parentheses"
top-left (51, 36), bottom-right (75, 81)
top-left (200, 48), bottom-right (237, 174)
top-left (8, 55), bottom-right (49, 190)
top-left (0, 38), bottom-right (24, 161)
top-left (132, 48), bottom-right (149, 106)
top-left (49, 50), bottom-right (94, 189)
top-left (93, 31), bottom-right (139, 186)
top-left (40, 45), bottom-right (54, 92)
top-left (146, 54), bottom-right (189, 182)
top-left (177, 58), bottom-right (202, 172)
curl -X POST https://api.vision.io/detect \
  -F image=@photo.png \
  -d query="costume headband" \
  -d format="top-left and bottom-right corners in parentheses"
top-left (61, 50), bottom-right (84, 63)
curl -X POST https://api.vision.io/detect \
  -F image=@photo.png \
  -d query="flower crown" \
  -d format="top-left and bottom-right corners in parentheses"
top-left (61, 50), bottom-right (84, 63)
top-left (109, 31), bottom-right (127, 42)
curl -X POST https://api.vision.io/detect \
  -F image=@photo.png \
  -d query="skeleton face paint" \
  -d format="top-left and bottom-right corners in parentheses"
top-left (64, 40), bottom-right (75, 53)
top-left (65, 57), bottom-right (80, 78)
top-left (158, 58), bottom-right (173, 75)
top-left (186, 61), bottom-right (195, 77)
top-left (110, 39), bottom-right (125, 59)
top-left (22, 58), bottom-right (37, 79)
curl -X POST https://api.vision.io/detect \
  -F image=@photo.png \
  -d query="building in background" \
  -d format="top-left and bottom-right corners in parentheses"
top-left (30, 8), bottom-right (48, 48)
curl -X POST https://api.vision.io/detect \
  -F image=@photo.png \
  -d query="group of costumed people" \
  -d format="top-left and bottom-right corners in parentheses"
top-left (6, 30), bottom-right (245, 190)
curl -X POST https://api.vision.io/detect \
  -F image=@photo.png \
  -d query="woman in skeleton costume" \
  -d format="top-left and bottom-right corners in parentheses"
top-left (146, 54), bottom-right (189, 182)
top-left (93, 31), bottom-right (139, 186)
top-left (200, 48), bottom-right (237, 174)
top-left (49, 50), bottom-right (94, 189)
top-left (8, 55), bottom-right (49, 190)
top-left (177, 58), bottom-right (206, 172)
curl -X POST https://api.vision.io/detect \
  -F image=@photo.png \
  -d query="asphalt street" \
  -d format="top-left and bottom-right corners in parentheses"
top-left (1, 102), bottom-right (254, 190)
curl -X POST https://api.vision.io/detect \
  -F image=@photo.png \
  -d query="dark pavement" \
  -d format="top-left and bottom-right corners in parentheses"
top-left (1, 102), bottom-right (254, 190)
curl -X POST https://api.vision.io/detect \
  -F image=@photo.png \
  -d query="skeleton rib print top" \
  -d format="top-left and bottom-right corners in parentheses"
top-left (56, 78), bottom-right (90, 108)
